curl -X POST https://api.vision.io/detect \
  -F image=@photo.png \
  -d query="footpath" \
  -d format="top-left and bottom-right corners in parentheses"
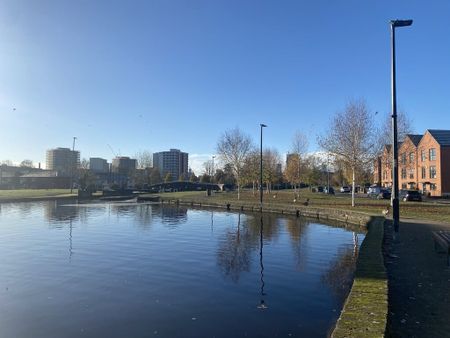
top-left (384, 218), bottom-right (450, 337)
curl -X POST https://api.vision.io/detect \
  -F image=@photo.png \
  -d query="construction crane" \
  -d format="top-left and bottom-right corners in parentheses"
top-left (107, 144), bottom-right (119, 158)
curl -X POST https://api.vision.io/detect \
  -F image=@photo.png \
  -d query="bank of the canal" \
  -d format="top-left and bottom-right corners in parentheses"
top-left (159, 196), bottom-right (388, 337)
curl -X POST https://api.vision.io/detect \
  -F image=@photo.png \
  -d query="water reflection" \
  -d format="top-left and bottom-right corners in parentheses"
top-left (285, 217), bottom-right (309, 271)
top-left (44, 200), bottom-right (80, 226)
top-left (0, 202), bottom-right (366, 338)
top-left (321, 232), bottom-right (361, 303)
top-left (257, 216), bottom-right (267, 310)
top-left (216, 213), bottom-right (253, 282)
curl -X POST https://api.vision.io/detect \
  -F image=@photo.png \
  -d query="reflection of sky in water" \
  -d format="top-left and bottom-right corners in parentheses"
top-left (0, 201), bottom-right (365, 338)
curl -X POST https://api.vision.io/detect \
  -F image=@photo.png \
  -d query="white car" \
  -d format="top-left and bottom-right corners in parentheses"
top-left (340, 186), bottom-right (351, 193)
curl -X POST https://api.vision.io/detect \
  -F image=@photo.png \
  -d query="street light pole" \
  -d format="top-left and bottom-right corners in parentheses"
top-left (390, 19), bottom-right (413, 232)
top-left (212, 155), bottom-right (215, 183)
top-left (70, 136), bottom-right (77, 194)
top-left (260, 124), bottom-right (267, 209)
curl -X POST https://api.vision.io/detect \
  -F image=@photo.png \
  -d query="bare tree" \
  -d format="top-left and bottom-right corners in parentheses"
top-left (135, 150), bottom-right (153, 169)
top-left (318, 99), bottom-right (376, 206)
top-left (377, 110), bottom-right (413, 152)
top-left (203, 160), bottom-right (214, 176)
top-left (241, 149), bottom-right (259, 195)
top-left (20, 159), bottom-right (34, 168)
top-left (1, 160), bottom-right (13, 166)
top-left (262, 148), bottom-right (281, 193)
top-left (288, 131), bottom-right (309, 191)
top-left (216, 128), bottom-right (253, 200)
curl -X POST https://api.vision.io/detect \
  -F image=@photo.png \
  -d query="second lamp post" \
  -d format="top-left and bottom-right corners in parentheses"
top-left (260, 124), bottom-right (267, 209)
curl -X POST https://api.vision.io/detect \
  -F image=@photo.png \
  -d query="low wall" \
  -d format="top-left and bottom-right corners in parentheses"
top-left (160, 197), bottom-right (372, 227)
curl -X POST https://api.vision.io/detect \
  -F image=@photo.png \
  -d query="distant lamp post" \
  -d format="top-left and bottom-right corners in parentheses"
top-left (260, 124), bottom-right (267, 209)
top-left (70, 136), bottom-right (77, 194)
top-left (390, 19), bottom-right (413, 232)
top-left (212, 155), bottom-right (215, 183)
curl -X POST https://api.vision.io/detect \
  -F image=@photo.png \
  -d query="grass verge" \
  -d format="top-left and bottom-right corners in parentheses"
top-left (331, 217), bottom-right (387, 337)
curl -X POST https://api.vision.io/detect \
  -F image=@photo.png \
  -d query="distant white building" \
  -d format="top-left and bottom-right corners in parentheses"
top-left (153, 149), bottom-right (188, 181)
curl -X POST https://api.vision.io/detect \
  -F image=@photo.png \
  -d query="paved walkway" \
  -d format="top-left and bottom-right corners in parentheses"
top-left (383, 218), bottom-right (450, 337)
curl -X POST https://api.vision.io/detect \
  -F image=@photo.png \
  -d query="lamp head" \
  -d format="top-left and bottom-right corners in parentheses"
top-left (391, 19), bottom-right (413, 27)
top-left (260, 124), bottom-right (267, 128)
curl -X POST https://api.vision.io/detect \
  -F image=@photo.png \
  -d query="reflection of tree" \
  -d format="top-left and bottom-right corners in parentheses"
top-left (159, 205), bottom-right (188, 227)
top-left (44, 200), bottom-right (79, 226)
top-left (285, 217), bottom-right (309, 271)
top-left (217, 213), bottom-right (253, 282)
top-left (134, 204), bottom-right (153, 229)
top-left (321, 241), bottom-right (358, 303)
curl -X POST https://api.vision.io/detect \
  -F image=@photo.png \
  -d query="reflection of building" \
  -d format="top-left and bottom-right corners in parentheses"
top-left (89, 157), bottom-right (109, 173)
top-left (46, 147), bottom-right (80, 176)
top-left (374, 130), bottom-right (450, 197)
top-left (153, 149), bottom-right (188, 181)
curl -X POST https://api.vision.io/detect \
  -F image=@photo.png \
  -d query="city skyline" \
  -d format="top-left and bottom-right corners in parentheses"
top-left (1, 1), bottom-right (450, 173)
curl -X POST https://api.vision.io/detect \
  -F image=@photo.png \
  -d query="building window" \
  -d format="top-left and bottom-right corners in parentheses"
top-left (401, 153), bottom-right (407, 165)
top-left (421, 150), bottom-right (426, 162)
top-left (429, 148), bottom-right (436, 161)
top-left (429, 166), bottom-right (437, 179)
top-left (430, 183), bottom-right (437, 191)
top-left (409, 152), bottom-right (414, 163)
top-left (409, 169), bottom-right (414, 179)
top-left (402, 183), bottom-right (407, 189)
top-left (421, 167), bottom-right (426, 179)
top-left (401, 168), bottom-right (407, 179)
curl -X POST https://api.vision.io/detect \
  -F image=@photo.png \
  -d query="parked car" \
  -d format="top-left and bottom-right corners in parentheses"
top-left (340, 186), bottom-right (351, 193)
top-left (377, 189), bottom-right (392, 200)
top-left (317, 186), bottom-right (324, 193)
top-left (324, 187), bottom-right (335, 194)
top-left (402, 190), bottom-right (422, 202)
top-left (368, 186), bottom-right (383, 198)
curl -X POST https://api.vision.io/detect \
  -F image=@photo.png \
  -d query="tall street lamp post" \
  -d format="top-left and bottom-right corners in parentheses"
top-left (212, 155), bottom-right (215, 183)
top-left (390, 19), bottom-right (413, 232)
top-left (260, 124), bottom-right (267, 209)
top-left (70, 136), bottom-right (77, 194)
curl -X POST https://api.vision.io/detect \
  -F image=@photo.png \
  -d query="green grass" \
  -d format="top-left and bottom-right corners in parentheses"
top-left (0, 189), bottom-right (77, 202)
top-left (159, 189), bottom-right (450, 223)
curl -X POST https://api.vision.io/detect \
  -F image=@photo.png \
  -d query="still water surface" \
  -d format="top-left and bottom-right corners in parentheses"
top-left (0, 201), bottom-right (364, 338)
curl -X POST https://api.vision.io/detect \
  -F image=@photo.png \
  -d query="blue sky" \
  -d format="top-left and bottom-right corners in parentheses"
top-left (1, 0), bottom-right (449, 173)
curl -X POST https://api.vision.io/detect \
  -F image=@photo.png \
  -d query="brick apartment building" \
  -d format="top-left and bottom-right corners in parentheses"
top-left (374, 130), bottom-right (450, 197)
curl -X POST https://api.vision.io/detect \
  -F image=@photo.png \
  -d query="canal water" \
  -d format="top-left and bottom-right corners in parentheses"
top-left (0, 201), bottom-right (364, 338)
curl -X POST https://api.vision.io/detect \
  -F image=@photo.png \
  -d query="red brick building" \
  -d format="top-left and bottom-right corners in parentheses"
top-left (374, 130), bottom-right (450, 197)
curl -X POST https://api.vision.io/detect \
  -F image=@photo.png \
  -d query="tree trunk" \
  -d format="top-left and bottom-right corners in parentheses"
top-left (351, 166), bottom-right (356, 207)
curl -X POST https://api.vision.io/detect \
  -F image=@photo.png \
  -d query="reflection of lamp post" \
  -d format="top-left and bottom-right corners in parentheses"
top-left (260, 124), bottom-right (267, 209)
top-left (390, 19), bottom-right (413, 232)
top-left (257, 216), bottom-right (268, 309)
top-left (70, 136), bottom-right (77, 194)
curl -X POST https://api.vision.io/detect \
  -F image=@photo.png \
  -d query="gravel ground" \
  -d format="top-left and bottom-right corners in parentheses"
top-left (383, 219), bottom-right (450, 337)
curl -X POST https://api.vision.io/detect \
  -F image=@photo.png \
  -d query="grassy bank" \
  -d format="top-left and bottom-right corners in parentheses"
top-left (331, 217), bottom-right (387, 337)
top-left (0, 189), bottom-right (77, 202)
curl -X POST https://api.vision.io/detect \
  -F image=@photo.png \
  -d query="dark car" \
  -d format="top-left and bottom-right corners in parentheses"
top-left (317, 186), bottom-right (324, 193)
top-left (377, 189), bottom-right (391, 200)
top-left (402, 190), bottom-right (422, 202)
top-left (324, 187), bottom-right (335, 194)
